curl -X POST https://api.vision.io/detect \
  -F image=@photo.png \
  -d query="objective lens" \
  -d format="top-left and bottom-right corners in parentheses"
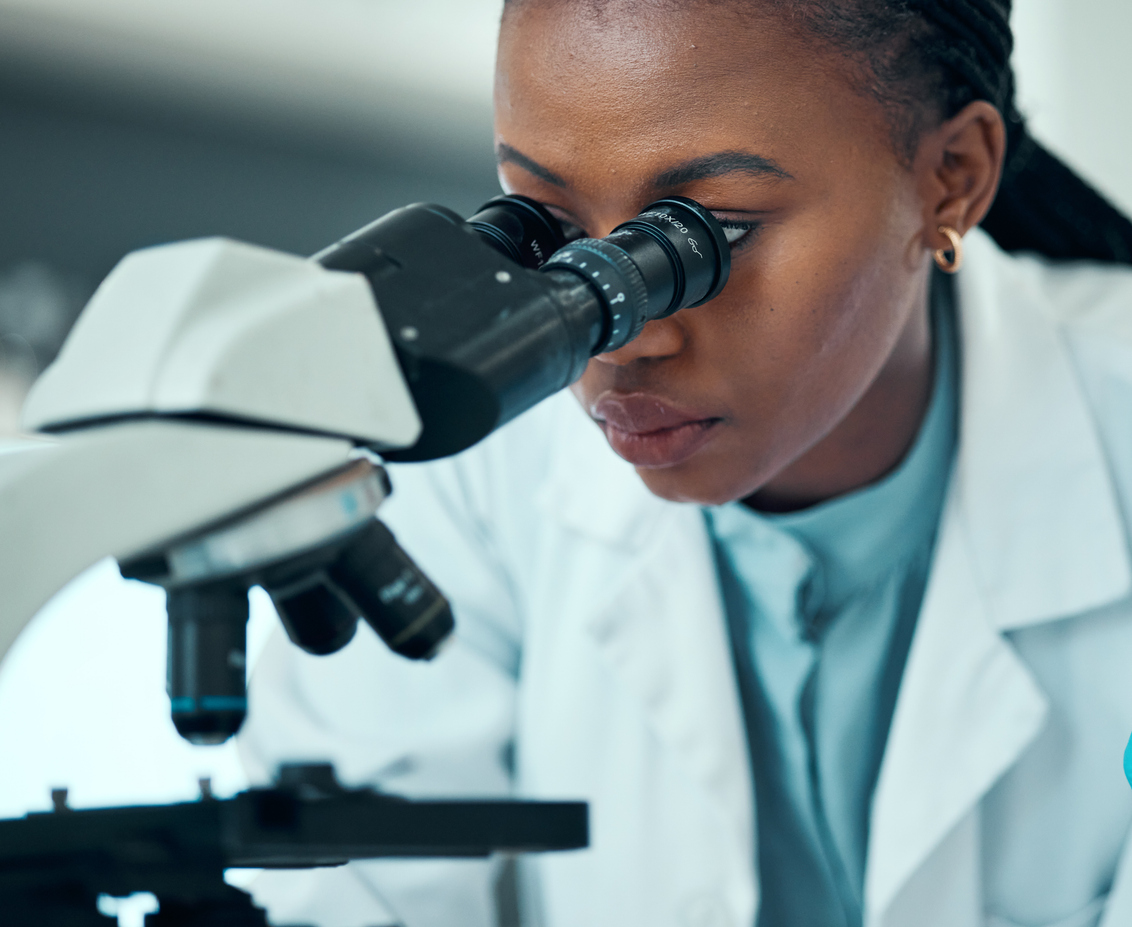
top-left (268, 577), bottom-right (359, 656)
top-left (467, 194), bottom-right (575, 269)
top-left (329, 519), bottom-right (454, 660)
top-left (166, 583), bottom-right (249, 745)
top-left (542, 196), bottom-right (730, 353)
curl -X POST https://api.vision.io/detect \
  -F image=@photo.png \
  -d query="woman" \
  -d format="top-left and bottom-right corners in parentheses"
top-left (240, 2), bottom-right (1132, 926)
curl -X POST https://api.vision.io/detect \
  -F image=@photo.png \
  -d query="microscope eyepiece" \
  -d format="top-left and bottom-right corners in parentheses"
top-left (542, 196), bottom-right (730, 353)
top-left (467, 194), bottom-right (579, 269)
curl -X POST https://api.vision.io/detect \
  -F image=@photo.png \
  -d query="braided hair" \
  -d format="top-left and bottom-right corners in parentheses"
top-left (503, 0), bottom-right (1132, 265)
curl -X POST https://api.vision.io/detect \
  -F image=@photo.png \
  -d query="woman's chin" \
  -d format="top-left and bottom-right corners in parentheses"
top-left (630, 454), bottom-right (760, 507)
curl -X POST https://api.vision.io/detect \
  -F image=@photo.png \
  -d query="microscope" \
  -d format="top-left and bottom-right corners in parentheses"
top-left (0, 193), bottom-right (730, 923)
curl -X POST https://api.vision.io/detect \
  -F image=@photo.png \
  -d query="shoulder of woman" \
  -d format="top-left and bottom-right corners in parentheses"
top-left (977, 230), bottom-right (1132, 350)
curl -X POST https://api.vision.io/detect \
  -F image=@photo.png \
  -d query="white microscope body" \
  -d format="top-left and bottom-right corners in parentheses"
top-left (0, 236), bottom-right (420, 666)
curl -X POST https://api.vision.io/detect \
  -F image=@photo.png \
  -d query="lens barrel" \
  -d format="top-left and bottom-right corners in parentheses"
top-left (166, 583), bottom-right (249, 745)
top-left (615, 197), bottom-right (731, 310)
top-left (330, 519), bottom-right (454, 660)
top-left (467, 194), bottom-right (572, 269)
top-left (542, 196), bottom-right (730, 353)
top-left (269, 576), bottom-right (359, 656)
top-left (261, 517), bottom-right (453, 662)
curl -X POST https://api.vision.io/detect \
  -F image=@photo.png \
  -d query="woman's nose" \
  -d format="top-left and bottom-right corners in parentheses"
top-left (593, 316), bottom-right (686, 366)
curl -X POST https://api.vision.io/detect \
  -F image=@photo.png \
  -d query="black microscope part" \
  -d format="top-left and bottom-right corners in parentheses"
top-left (267, 518), bottom-right (457, 662)
top-left (153, 196), bottom-right (731, 747)
top-left (166, 582), bottom-right (249, 746)
top-left (328, 518), bottom-right (454, 661)
top-left (466, 193), bottom-right (572, 269)
top-left (315, 193), bottom-right (730, 462)
top-left (160, 514), bottom-right (453, 745)
top-left (0, 763), bottom-right (588, 927)
top-left (542, 195), bottom-right (731, 353)
top-left (269, 577), bottom-right (359, 656)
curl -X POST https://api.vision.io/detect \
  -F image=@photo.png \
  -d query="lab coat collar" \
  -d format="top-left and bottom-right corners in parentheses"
top-left (951, 229), bottom-right (1131, 629)
top-left (863, 490), bottom-right (1050, 926)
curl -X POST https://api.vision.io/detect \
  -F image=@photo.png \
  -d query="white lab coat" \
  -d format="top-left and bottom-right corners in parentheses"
top-left (239, 229), bottom-right (1132, 927)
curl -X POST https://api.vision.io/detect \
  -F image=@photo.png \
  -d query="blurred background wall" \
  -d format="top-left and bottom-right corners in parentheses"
top-left (0, 0), bottom-right (1129, 830)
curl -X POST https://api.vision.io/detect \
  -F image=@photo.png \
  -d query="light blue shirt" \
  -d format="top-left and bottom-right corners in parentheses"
top-left (706, 276), bottom-right (959, 927)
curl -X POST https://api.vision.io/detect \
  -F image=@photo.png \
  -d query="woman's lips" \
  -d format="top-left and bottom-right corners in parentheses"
top-left (592, 393), bottom-right (721, 469)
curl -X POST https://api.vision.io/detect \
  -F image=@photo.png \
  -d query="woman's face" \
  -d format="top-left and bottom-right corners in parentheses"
top-left (495, 1), bottom-right (935, 505)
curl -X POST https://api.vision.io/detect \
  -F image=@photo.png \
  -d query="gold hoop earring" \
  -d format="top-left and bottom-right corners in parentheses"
top-left (933, 226), bottom-right (963, 273)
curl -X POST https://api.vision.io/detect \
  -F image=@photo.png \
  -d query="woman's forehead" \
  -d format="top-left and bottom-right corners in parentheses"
top-left (496, 1), bottom-right (797, 107)
top-left (494, 3), bottom-right (887, 194)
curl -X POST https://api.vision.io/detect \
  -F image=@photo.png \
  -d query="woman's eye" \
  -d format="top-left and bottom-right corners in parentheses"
top-left (558, 217), bottom-right (586, 243)
top-left (717, 221), bottom-right (760, 249)
top-left (540, 206), bottom-right (586, 242)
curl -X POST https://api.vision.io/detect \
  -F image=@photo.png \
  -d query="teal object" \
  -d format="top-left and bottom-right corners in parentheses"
top-left (705, 275), bottom-right (959, 927)
top-left (1124, 732), bottom-right (1132, 789)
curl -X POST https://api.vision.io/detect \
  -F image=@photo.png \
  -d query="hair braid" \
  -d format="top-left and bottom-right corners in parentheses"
top-left (911, 0), bottom-right (1011, 104)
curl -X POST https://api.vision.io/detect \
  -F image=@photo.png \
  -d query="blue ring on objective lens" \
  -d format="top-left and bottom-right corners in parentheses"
top-left (170, 697), bottom-right (196, 714)
top-left (199, 696), bottom-right (248, 712)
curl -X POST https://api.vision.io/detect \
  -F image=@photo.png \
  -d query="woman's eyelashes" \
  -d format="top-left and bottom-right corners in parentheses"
top-left (542, 205), bottom-right (757, 251)
top-left (717, 220), bottom-right (761, 251)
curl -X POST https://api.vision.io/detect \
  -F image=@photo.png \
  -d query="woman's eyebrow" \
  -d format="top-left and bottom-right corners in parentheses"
top-left (496, 143), bottom-right (569, 187)
top-left (652, 151), bottom-right (793, 188)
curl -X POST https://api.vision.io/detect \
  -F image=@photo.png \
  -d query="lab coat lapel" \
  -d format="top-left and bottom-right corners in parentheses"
top-left (866, 232), bottom-right (1132, 927)
top-left (864, 492), bottom-right (1048, 927)
top-left (537, 401), bottom-right (756, 910)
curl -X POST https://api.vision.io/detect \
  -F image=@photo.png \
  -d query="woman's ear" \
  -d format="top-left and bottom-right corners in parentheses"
top-left (914, 100), bottom-right (1007, 251)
